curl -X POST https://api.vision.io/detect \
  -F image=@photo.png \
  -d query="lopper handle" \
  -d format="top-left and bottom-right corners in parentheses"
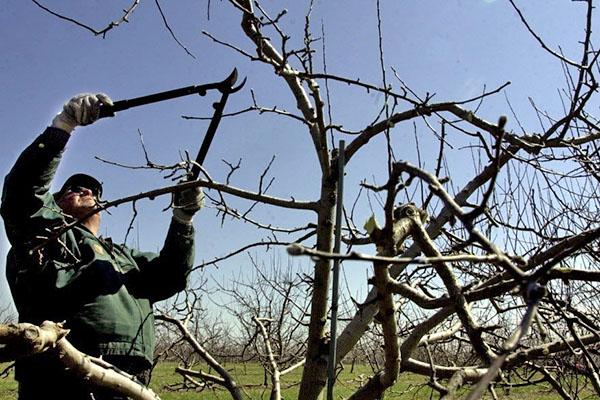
top-left (97, 84), bottom-right (211, 119)
top-left (96, 69), bottom-right (241, 119)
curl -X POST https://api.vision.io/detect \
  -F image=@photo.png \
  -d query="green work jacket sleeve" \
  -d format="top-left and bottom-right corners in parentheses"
top-left (1, 128), bottom-right (75, 320)
top-left (123, 220), bottom-right (195, 303)
top-left (1, 127), bottom-right (70, 245)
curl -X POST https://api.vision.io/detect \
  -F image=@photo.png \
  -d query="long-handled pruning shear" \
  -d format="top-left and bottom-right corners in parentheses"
top-left (98, 68), bottom-right (246, 179)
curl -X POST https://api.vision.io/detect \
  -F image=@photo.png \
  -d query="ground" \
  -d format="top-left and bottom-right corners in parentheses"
top-left (0, 360), bottom-right (578, 399)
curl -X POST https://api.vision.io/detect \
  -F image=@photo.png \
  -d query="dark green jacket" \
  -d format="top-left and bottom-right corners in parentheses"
top-left (1, 127), bottom-right (194, 380)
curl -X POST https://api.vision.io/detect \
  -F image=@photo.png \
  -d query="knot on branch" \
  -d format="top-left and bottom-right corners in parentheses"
top-left (28, 321), bottom-right (69, 354)
top-left (366, 204), bottom-right (428, 255)
top-left (393, 203), bottom-right (428, 222)
top-left (0, 321), bottom-right (69, 361)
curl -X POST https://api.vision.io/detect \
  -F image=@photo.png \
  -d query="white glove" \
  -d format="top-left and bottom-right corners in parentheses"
top-left (172, 185), bottom-right (204, 224)
top-left (51, 93), bottom-right (113, 134)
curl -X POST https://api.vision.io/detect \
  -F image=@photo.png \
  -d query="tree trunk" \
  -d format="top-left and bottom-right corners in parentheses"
top-left (298, 175), bottom-right (337, 400)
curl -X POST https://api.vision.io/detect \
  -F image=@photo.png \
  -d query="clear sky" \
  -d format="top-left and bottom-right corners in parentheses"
top-left (0, 1), bottom-right (588, 312)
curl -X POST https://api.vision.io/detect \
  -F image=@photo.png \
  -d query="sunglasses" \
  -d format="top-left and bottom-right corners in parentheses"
top-left (65, 185), bottom-right (100, 197)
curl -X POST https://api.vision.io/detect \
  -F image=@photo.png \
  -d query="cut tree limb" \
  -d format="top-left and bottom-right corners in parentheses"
top-left (0, 321), bottom-right (160, 400)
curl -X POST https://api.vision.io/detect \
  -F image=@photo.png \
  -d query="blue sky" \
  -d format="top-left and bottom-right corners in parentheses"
top-left (0, 1), bottom-right (588, 311)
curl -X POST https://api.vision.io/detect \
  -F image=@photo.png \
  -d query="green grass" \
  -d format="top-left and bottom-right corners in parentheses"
top-left (0, 361), bottom-right (587, 399)
top-left (148, 361), bottom-right (429, 399)
top-left (0, 363), bottom-right (17, 400)
top-left (149, 362), bottom-right (590, 399)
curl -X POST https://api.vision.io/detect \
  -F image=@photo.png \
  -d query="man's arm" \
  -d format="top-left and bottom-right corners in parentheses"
top-left (126, 186), bottom-right (204, 303)
top-left (126, 220), bottom-right (195, 303)
top-left (0, 128), bottom-right (70, 243)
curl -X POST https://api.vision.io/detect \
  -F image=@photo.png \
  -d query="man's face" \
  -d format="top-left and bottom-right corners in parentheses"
top-left (57, 185), bottom-right (99, 219)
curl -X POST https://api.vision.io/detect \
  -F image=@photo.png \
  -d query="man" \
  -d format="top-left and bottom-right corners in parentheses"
top-left (1, 94), bottom-right (203, 399)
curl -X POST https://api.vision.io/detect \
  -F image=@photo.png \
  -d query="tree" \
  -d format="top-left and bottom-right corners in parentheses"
top-left (11, 0), bottom-right (600, 399)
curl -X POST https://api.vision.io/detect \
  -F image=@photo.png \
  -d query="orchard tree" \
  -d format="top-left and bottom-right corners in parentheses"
top-left (6, 0), bottom-right (600, 399)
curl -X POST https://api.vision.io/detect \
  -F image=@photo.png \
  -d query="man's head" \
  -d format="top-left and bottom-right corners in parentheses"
top-left (54, 173), bottom-right (103, 220)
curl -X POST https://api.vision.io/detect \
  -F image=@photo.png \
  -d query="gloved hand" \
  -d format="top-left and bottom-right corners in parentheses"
top-left (172, 184), bottom-right (204, 224)
top-left (51, 93), bottom-right (113, 134)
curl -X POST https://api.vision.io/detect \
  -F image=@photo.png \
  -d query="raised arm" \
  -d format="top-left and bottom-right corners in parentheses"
top-left (124, 185), bottom-right (204, 303)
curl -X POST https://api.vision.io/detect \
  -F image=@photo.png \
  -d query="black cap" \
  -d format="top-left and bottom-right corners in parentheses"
top-left (54, 173), bottom-right (103, 200)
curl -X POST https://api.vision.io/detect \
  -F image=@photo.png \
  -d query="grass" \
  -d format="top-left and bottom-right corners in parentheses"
top-left (148, 361), bottom-right (428, 400)
top-left (0, 361), bottom-right (586, 399)
top-left (149, 361), bottom-right (383, 400)
top-left (0, 363), bottom-right (17, 400)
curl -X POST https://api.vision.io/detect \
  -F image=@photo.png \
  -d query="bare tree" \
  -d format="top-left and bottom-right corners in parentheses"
top-left (21, 0), bottom-right (600, 399)
top-left (153, 255), bottom-right (310, 399)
